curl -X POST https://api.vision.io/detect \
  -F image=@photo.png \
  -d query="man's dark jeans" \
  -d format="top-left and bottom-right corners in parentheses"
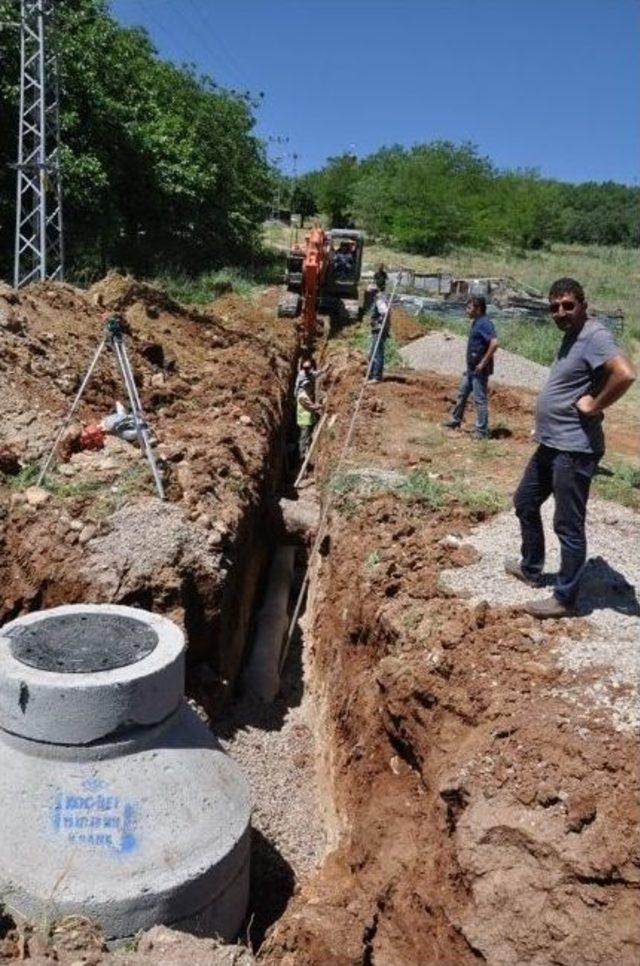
top-left (513, 445), bottom-right (599, 604)
top-left (451, 369), bottom-right (489, 435)
top-left (369, 334), bottom-right (386, 380)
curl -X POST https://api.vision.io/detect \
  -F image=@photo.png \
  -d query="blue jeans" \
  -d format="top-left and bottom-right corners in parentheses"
top-left (514, 445), bottom-right (599, 604)
top-left (451, 370), bottom-right (489, 435)
top-left (369, 335), bottom-right (386, 380)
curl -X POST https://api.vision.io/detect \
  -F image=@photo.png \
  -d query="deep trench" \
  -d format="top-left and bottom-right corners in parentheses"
top-left (0, 345), bottom-right (323, 954)
top-left (200, 397), bottom-right (323, 950)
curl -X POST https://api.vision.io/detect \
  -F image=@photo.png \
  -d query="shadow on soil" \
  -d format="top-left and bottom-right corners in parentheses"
top-left (247, 828), bottom-right (295, 950)
top-left (536, 556), bottom-right (640, 616)
top-left (575, 556), bottom-right (640, 617)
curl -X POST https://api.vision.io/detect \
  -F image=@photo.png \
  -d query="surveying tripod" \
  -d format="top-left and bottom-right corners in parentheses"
top-left (38, 316), bottom-right (166, 500)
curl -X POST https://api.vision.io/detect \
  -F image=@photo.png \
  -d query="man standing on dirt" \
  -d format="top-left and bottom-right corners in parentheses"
top-left (506, 277), bottom-right (636, 619)
top-left (373, 263), bottom-right (388, 292)
top-left (444, 295), bottom-right (499, 439)
top-left (368, 292), bottom-right (392, 382)
top-left (296, 361), bottom-right (323, 459)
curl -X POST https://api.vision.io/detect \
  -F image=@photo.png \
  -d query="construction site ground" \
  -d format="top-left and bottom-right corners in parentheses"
top-left (0, 285), bottom-right (638, 964)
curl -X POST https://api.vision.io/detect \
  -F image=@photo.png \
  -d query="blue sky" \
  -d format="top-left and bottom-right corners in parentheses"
top-left (110, 0), bottom-right (639, 185)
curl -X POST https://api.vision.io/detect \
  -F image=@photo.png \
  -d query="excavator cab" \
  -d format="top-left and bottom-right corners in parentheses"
top-left (325, 230), bottom-right (364, 296)
top-left (277, 228), bottom-right (364, 324)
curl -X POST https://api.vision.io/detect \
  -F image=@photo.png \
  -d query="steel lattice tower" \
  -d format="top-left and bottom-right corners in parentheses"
top-left (14, 0), bottom-right (64, 288)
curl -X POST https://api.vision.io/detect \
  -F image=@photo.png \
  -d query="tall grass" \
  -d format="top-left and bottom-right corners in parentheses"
top-left (155, 252), bottom-right (286, 305)
top-left (593, 461), bottom-right (640, 509)
top-left (419, 312), bottom-right (559, 367)
top-left (365, 241), bottom-right (640, 347)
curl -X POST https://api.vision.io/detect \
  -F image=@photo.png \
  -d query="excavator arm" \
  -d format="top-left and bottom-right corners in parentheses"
top-left (277, 226), bottom-right (363, 346)
top-left (300, 228), bottom-right (330, 349)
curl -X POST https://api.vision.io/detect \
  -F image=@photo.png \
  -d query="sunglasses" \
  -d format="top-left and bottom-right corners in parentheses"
top-left (549, 299), bottom-right (576, 313)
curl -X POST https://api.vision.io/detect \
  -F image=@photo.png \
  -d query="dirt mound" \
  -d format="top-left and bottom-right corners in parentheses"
top-left (390, 304), bottom-right (425, 345)
top-left (0, 916), bottom-right (254, 964)
top-left (0, 275), bottom-right (296, 702)
top-left (89, 272), bottom-right (192, 319)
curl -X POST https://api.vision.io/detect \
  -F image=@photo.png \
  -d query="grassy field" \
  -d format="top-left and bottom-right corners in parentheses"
top-left (366, 240), bottom-right (640, 346)
top-left (264, 219), bottom-right (640, 344)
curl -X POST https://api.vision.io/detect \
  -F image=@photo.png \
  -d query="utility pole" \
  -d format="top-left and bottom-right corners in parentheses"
top-left (268, 134), bottom-right (288, 220)
top-left (14, 0), bottom-right (64, 288)
top-left (289, 151), bottom-right (298, 207)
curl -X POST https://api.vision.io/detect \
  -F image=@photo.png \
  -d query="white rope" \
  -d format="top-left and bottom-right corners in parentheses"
top-left (280, 275), bottom-right (400, 671)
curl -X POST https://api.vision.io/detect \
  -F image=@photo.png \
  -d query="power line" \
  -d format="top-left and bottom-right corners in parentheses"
top-left (115, 0), bottom-right (263, 96)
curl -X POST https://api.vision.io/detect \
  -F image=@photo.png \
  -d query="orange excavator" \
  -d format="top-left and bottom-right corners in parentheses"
top-left (278, 227), bottom-right (364, 348)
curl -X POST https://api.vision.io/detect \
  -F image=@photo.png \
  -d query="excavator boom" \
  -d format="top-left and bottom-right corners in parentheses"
top-left (277, 226), bottom-right (364, 347)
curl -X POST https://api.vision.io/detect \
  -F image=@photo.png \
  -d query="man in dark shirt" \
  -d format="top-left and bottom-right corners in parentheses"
top-left (373, 263), bottom-right (388, 292)
top-left (444, 296), bottom-right (499, 439)
top-left (506, 277), bottom-right (636, 618)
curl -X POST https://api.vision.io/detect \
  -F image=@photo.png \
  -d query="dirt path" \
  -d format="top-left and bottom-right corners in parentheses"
top-left (441, 498), bottom-right (640, 731)
top-left (400, 328), bottom-right (549, 392)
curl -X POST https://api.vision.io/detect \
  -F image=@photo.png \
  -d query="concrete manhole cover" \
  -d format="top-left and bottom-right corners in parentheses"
top-left (7, 612), bottom-right (158, 673)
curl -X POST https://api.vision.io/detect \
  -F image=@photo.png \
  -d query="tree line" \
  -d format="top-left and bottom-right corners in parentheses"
top-left (288, 143), bottom-right (640, 254)
top-left (0, 0), bottom-right (274, 281)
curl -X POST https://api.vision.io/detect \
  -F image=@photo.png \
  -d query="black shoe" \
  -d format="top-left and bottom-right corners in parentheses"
top-left (472, 431), bottom-right (489, 441)
top-left (504, 557), bottom-right (542, 588)
top-left (442, 419), bottom-right (460, 429)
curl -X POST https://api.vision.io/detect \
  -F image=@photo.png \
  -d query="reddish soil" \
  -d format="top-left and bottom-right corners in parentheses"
top-left (0, 276), bottom-right (296, 705)
top-left (260, 350), bottom-right (640, 965)
top-left (1, 285), bottom-right (638, 964)
top-left (389, 306), bottom-right (425, 345)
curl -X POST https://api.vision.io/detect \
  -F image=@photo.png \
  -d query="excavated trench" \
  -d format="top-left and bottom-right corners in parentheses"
top-left (1, 281), bottom-right (638, 964)
top-left (257, 351), bottom-right (640, 965)
top-left (0, 277), bottom-right (336, 958)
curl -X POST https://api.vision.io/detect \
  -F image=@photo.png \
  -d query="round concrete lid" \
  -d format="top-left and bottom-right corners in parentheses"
top-left (8, 612), bottom-right (158, 673)
top-left (0, 604), bottom-right (185, 745)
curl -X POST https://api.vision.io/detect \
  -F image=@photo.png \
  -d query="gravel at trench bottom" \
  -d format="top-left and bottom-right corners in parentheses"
top-left (213, 621), bottom-right (326, 897)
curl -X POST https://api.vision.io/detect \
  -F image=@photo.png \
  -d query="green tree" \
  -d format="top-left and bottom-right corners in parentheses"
top-left (290, 174), bottom-right (318, 222)
top-left (558, 182), bottom-right (640, 246)
top-left (480, 172), bottom-right (563, 250)
top-left (355, 142), bottom-right (494, 254)
top-left (0, 0), bottom-right (274, 279)
top-left (315, 153), bottom-right (359, 226)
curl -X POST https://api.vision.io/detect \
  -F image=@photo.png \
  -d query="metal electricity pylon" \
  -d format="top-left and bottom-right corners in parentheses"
top-left (13, 0), bottom-right (64, 288)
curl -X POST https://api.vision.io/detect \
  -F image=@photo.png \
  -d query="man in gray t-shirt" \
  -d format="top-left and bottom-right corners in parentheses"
top-left (505, 278), bottom-right (636, 619)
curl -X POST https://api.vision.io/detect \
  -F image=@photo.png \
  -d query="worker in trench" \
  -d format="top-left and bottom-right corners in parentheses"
top-left (443, 295), bottom-right (499, 439)
top-left (295, 358), bottom-right (323, 460)
top-left (506, 277), bottom-right (636, 619)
